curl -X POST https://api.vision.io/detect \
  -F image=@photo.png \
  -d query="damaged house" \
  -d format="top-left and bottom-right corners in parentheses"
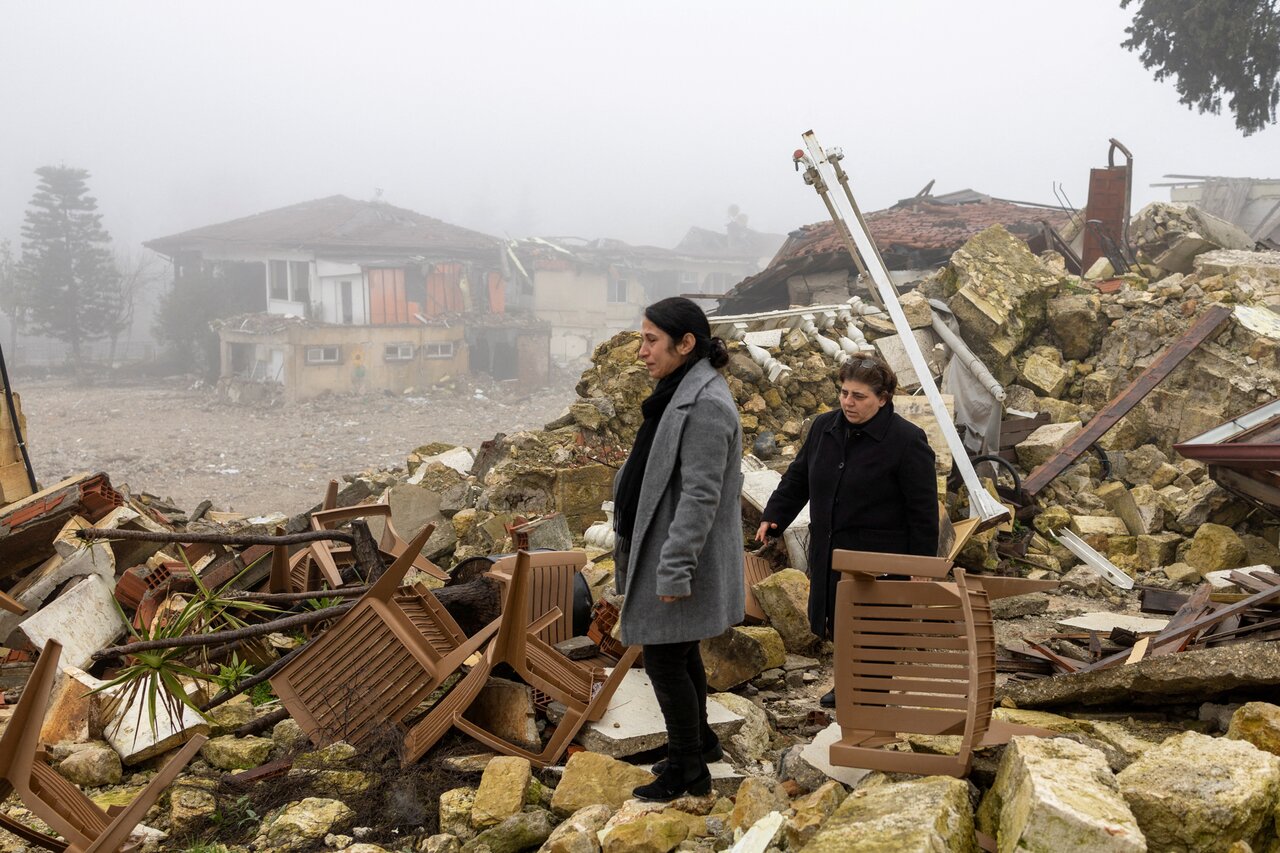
top-left (715, 187), bottom-right (1072, 314)
top-left (144, 195), bottom-right (550, 401)
top-left (507, 221), bottom-right (781, 364)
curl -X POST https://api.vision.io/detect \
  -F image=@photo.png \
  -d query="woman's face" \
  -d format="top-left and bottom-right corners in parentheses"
top-left (640, 318), bottom-right (694, 379)
top-left (839, 379), bottom-right (888, 424)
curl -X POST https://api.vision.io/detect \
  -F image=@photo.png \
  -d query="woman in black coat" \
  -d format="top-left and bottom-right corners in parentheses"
top-left (756, 356), bottom-right (939, 705)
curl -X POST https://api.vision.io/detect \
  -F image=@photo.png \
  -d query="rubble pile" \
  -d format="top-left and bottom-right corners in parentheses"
top-left (2, 202), bottom-right (1280, 852)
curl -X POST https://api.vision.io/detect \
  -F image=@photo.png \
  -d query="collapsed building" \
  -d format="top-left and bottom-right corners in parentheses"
top-left (2, 185), bottom-right (1280, 852)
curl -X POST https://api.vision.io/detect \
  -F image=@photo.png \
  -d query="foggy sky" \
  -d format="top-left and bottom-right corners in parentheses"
top-left (2, 1), bottom-right (1277, 253)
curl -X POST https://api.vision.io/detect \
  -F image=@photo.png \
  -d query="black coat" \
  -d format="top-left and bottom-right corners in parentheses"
top-left (761, 400), bottom-right (939, 638)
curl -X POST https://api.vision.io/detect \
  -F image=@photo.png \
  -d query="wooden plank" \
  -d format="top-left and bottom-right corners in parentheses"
top-left (1087, 581), bottom-right (1280, 671)
top-left (1022, 304), bottom-right (1233, 496)
top-left (1140, 587), bottom-right (1189, 614)
top-left (1147, 584), bottom-right (1213, 658)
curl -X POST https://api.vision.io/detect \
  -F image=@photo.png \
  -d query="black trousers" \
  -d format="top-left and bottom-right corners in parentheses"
top-left (643, 640), bottom-right (716, 758)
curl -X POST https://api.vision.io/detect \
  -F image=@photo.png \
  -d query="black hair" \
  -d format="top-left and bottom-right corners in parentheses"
top-left (643, 296), bottom-right (729, 369)
top-left (837, 355), bottom-right (898, 399)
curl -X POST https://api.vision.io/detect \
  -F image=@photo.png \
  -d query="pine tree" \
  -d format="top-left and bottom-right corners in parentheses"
top-left (1121, 0), bottom-right (1280, 136)
top-left (16, 166), bottom-right (121, 372)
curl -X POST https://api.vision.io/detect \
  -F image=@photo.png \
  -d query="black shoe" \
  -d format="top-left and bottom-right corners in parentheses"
top-left (650, 736), bottom-right (723, 775)
top-left (819, 689), bottom-right (836, 708)
top-left (633, 754), bottom-right (712, 802)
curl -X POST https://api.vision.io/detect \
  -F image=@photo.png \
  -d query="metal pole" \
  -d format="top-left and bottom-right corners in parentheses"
top-left (795, 131), bottom-right (1008, 526)
top-left (0, 342), bottom-right (37, 494)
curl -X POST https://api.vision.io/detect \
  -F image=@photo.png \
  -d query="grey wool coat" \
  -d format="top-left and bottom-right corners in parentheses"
top-left (613, 357), bottom-right (745, 646)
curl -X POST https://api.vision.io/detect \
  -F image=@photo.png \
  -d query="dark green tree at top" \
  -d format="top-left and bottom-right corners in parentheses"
top-left (1121, 0), bottom-right (1280, 136)
top-left (16, 165), bottom-right (121, 371)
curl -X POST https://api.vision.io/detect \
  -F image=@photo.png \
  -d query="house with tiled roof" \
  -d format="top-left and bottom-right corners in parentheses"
top-left (715, 188), bottom-right (1072, 314)
top-left (145, 195), bottom-right (549, 401)
top-left (507, 222), bottom-right (783, 363)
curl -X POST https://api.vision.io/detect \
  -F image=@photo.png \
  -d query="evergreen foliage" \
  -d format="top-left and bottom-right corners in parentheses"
top-left (1121, 0), bottom-right (1280, 136)
top-left (16, 166), bottom-right (122, 369)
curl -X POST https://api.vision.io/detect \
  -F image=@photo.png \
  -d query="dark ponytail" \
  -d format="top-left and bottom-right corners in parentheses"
top-left (644, 296), bottom-right (728, 368)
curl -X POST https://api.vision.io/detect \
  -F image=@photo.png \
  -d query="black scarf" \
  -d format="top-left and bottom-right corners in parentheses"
top-left (614, 361), bottom-right (692, 541)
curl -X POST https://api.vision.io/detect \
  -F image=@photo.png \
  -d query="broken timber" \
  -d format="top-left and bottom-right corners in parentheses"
top-left (1021, 303), bottom-right (1232, 496)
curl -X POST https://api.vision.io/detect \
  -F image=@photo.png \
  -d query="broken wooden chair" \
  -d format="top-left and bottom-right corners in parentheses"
top-left (269, 523), bottom-right (499, 764)
top-left (0, 639), bottom-right (207, 853)
top-left (452, 550), bottom-right (640, 767)
top-left (828, 549), bottom-right (1054, 777)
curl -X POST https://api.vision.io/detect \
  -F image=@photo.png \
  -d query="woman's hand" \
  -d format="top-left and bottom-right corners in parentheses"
top-left (659, 595), bottom-right (685, 603)
top-left (755, 521), bottom-right (777, 543)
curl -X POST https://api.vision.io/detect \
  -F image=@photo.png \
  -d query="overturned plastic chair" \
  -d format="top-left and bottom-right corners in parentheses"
top-left (451, 549), bottom-right (640, 767)
top-left (270, 524), bottom-right (499, 764)
top-left (0, 640), bottom-right (207, 853)
top-left (828, 549), bottom-right (1053, 777)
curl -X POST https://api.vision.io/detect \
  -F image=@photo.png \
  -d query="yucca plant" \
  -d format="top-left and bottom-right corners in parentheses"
top-left (91, 548), bottom-right (284, 735)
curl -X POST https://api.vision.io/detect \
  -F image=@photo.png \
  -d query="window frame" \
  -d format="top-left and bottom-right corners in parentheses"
top-left (304, 345), bottom-right (342, 365)
top-left (384, 342), bottom-right (415, 361)
top-left (422, 341), bottom-right (455, 359)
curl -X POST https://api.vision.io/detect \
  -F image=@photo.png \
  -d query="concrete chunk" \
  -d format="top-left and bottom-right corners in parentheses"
top-left (1117, 730), bottom-right (1280, 852)
top-left (977, 736), bottom-right (1143, 852)
top-left (18, 575), bottom-right (126, 670)
top-left (799, 775), bottom-right (976, 852)
top-left (1016, 421), bottom-right (1082, 471)
top-left (573, 669), bottom-right (743, 758)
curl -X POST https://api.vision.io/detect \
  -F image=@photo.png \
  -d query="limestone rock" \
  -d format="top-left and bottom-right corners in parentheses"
top-left (273, 718), bottom-right (312, 754)
top-left (897, 289), bottom-right (933, 328)
top-left (420, 834), bottom-right (462, 853)
top-left (1226, 702), bottom-right (1280, 756)
top-left (207, 699), bottom-right (256, 736)
top-left (729, 776), bottom-right (788, 832)
top-left (784, 780), bottom-right (846, 849)
top-left (293, 741), bottom-right (357, 769)
top-left (550, 752), bottom-right (654, 817)
top-left (463, 677), bottom-right (540, 753)
top-left (1022, 352), bottom-right (1070, 398)
top-left (1117, 730), bottom-right (1280, 852)
top-left (1047, 294), bottom-right (1104, 360)
top-left (471, 756), bottom-right (532, 829)
top-left (709, 693), bottom-right (770, 763)
top-left (462, 809), bottom-right (554, 853)
top-left (599, 811), bottom-right (688, 853)
top-left (201, 735), bottom-right (273, 771)
top-left (169, 779), bottom-right (218, 836)
top-left (542, 803), bottom-right (613, 853)
top-left (1185, 523), bottom-right (1247, 573)
top-left (253, 797), bottom-right (355, 852)
top-left (1034, 505), bottom-right (1072, 536)
top-left (977, 736), bottom-right (1143, 852)
top-left (800, 775), bottom-right (976, 852)
top-left (439, 787), bottom-right (477, 839)
top-left (56, 742), bottom-right (121, 787)
top-left (944, 225), bottom-right (1060, 385)
top-left (701, 627), bottom-right (775, 691)
top-left (1017, 421), bottom-right (1082, 471)
top-left (750, 569), bottom-right (819, 653)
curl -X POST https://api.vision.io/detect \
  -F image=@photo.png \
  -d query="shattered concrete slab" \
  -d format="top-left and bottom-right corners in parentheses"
top-left (1057, 613), bottom-right (1170, 634)
top-left (1000, 644), bottom-right (1280, 709)
top-left (571, 669), bottom-right (744, 758)
top-left (17, 574), bottom-right (126, 670)
top-left (798, 722), bottom-right (872, 788)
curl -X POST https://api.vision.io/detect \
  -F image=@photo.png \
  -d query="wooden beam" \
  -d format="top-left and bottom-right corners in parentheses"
top-left (1021, 304), bottom-right (1232, 496)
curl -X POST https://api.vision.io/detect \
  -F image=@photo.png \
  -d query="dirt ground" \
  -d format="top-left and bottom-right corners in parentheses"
top-left (15, 373), bottom-right (581, 518)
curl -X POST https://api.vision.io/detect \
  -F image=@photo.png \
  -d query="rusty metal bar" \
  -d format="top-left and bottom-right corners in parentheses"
top-left (1022, 304), bottom-right (1232, 496)
top-left (76, 527), bottom-right (355, 547)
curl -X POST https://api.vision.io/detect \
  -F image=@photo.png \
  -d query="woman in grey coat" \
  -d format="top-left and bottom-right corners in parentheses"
top-left (613, 296), bottom-right (744, 801)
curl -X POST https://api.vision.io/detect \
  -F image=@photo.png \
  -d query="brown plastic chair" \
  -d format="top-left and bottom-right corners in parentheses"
top-left (827, 550), bottom-right (1053, 777)
top-left (269, 524), bottom-right (499, 762)
top-left (0, 640), bottom-right (207, 853)
top-left (486, 551), bottom-right (584, 648)
top-left (306, 504), bottom-right (449, 588)
top-left (743, 551), bottom-right (773, 622)
top-left (452, 550), bottom-right (640, 768)
top-left (828, 550), bottom-right (988, 776)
